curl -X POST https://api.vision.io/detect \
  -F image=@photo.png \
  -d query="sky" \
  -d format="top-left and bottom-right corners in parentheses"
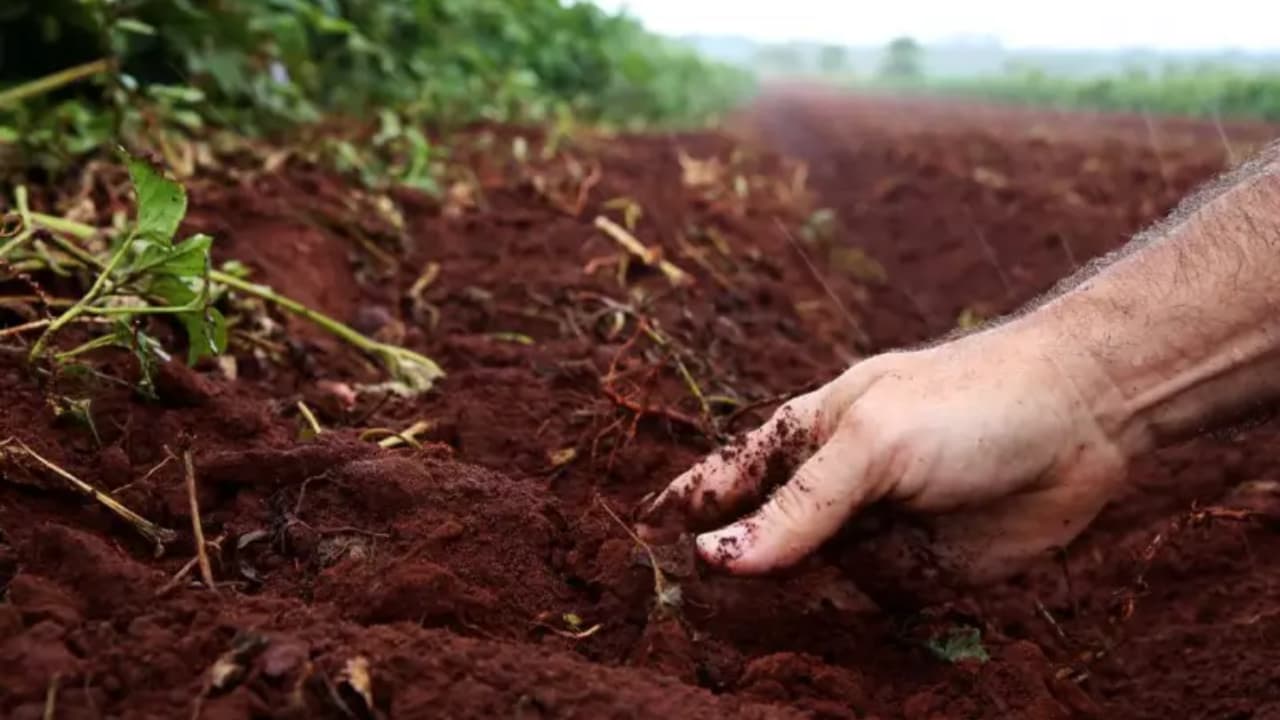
top-left (590, 0), bottom-right (1280, 51)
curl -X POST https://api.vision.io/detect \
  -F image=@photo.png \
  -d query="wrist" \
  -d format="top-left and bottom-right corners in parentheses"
top-left (1012, 287), bottom-right (1280, 456)
top-left (990, 305), bottom-right (1149, 456)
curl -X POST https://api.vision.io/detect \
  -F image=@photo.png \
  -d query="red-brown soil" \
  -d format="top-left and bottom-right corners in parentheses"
top-left (2, 89), bottom-right (1279, 719)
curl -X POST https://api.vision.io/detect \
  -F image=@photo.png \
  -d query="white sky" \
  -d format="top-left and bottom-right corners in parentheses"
top-left (591, 0), bottom-right (1280, 51)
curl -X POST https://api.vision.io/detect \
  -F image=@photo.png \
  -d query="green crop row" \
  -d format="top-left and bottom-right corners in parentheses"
top-left (885, 66), bottom-right (1280, 122)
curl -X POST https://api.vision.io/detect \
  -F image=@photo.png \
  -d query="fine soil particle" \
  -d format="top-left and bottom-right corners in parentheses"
top-left (2, 92), bottom-right (1279, 718)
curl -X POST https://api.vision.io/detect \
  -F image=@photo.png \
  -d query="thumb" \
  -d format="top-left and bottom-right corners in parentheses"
top-left (696, 426), bottom-right (873, 574)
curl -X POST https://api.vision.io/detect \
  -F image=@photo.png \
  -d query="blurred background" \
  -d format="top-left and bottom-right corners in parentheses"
top-left (600, 0), bottom-right (1280, 120)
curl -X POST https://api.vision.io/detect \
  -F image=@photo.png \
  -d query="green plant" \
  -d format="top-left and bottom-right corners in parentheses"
top-left (22, 151), bottom-right (225, 392)
top-left (210, 270), bottom-right (444, 396)
top-left (8, 153), bottom-right (444, 396)
top-left (874, 62), bottom-right (1280, 122)
top-left (0, 1), bottom-right (754, 179)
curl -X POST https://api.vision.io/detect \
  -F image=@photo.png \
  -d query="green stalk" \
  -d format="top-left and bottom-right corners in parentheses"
top-left (0, 59), bottom-right (113, 108)
top-left (55, 333), bottom-right (119, 362)
top-left (212, 272), bottom-right (373, 348)
top-left (29, 211), bottom-right (98, 241)
top-left (211, 270), bottom-right (444, 382)
top-left (17, 211), bottom-right (443, 388)
top-left (84, 302), bottom-right (199, 316)
top-left (28, 237), bottom-right (132, 361)
top-left (0, 187), bottom-right (34, 259)
top-left (41, 233), bottom-right (101, 269)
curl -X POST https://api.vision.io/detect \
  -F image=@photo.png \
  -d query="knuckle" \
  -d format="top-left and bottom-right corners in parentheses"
top-left (882, 430), bottom-right (922, 481)
top-left (850, 351), bottom-right (906, 377)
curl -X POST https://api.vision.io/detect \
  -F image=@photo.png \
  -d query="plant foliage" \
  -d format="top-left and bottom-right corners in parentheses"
top-left (922, 64), bottom-right (1280, 121)
top-left (9, 150), bottom-right (444, 395)
top-left (25, 150), bottom-right (224, 393)
top-left (0, 0), bottom-right (753, 176)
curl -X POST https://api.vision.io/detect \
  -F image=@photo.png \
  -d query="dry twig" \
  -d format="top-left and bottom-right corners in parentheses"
top-left (296, 400), bottom-right (324, 436)
top-left (43, 674), bottom-right (59, 720)
top-left (360, 419), bottom-right (436, 449)
top-left (155, 533), bottom-right (226, 597)
top-left (1, 437), bottom-right (176, 553)
top-left (183, 450), bottom-right (217, 594)
top-left (594, 215), bottom-right (692, 287)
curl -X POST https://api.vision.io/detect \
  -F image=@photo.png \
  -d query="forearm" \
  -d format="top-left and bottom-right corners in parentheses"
top-left (1010, 144), bottom-right (1280, 455)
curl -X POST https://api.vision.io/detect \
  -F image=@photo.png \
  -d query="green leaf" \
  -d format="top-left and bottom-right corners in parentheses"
top-left (177, 306), bottom-right (228, 364)
top-left (362, 348), bottom-right (444, 397)
top-left (170, 110), bottom-right (204, 130)
top-left (123, 152), bottom-right (187, 246)
top-left (926, 626), bottom-right (990, 664)
top-left (142, 235), bottom-right (213, 278)
top-left (146, 84), bottom-right (206, 104)
top-left (218, 259), bottom-right (251, 279)
top-left (145, 274), bottom-right (198, 306)
top-left (309, 12), bottom-right (358, 36)
top-left (115, 18), bottom-right (157, 36)
top-left (142, 273), bottom-right (224, 365)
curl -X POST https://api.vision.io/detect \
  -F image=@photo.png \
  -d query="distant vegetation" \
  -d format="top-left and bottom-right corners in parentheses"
top-left (922, 64), bottom-right (1280, 122)
top-left (686, 34), bottom-right (1280, 121)
top-left (1, 1), bottom-right (754, 177)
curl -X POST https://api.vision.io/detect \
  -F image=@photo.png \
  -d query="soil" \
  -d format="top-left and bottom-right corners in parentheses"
top-left (2, 89), bottom-right (1280, 718)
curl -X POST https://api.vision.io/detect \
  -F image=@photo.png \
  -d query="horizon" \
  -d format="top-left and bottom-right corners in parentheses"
top-left (590, 0), bottom-right (1280, 53)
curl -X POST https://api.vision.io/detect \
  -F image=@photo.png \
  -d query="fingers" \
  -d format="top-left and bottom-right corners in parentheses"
top-left (932, 474), bottom-right (1113, 584)
top-left (636, 396), bottom-right (821, 540)
top-left (695, 426), bottom-right (872, 574)
top-left (835, 468), bottom-right (1118, 608)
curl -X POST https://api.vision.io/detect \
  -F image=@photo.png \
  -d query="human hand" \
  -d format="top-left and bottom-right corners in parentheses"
top-left (636, 319), bottom-right (1132, 595)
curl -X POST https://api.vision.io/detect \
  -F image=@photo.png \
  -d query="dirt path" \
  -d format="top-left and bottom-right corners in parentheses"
top-left (2, 90), bottom-right (1279, 719)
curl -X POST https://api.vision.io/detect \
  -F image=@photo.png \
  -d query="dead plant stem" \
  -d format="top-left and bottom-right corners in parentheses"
top-left (183, 450), bottom-right (217, 594)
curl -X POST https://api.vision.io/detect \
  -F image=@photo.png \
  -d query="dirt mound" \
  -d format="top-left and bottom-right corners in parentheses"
top-left (0, 527), bottom-right (801, 719)
top-left (4, 92), bottom-right (1280, 718)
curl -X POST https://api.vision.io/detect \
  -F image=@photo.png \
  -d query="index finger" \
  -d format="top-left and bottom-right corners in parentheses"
top-left (636, 395), bottom-right (822, 541)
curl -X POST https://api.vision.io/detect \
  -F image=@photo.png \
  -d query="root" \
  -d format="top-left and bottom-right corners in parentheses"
top-left (571, 163), bottom-right (602, 216)
top-left (595, 494), bottom-right (682, 616)
top-left (1055, 502), bottom-right (1264, 683)
top-left (724, 381), bottom-right (822, 431)
top-left (640, 323), bottom-right (714, 432)
top-left (599, 382), bottom-right (702, 430)
top-left (0, 318), bottom-right (53, 339)
top-left (1110, 504), bottom-right (1262, 624)
top-left (592, 307), bottom-right (713, 436)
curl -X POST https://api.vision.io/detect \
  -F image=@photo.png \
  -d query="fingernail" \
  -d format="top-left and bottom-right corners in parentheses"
top-left (696, 525), bottom-right (749, 568)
